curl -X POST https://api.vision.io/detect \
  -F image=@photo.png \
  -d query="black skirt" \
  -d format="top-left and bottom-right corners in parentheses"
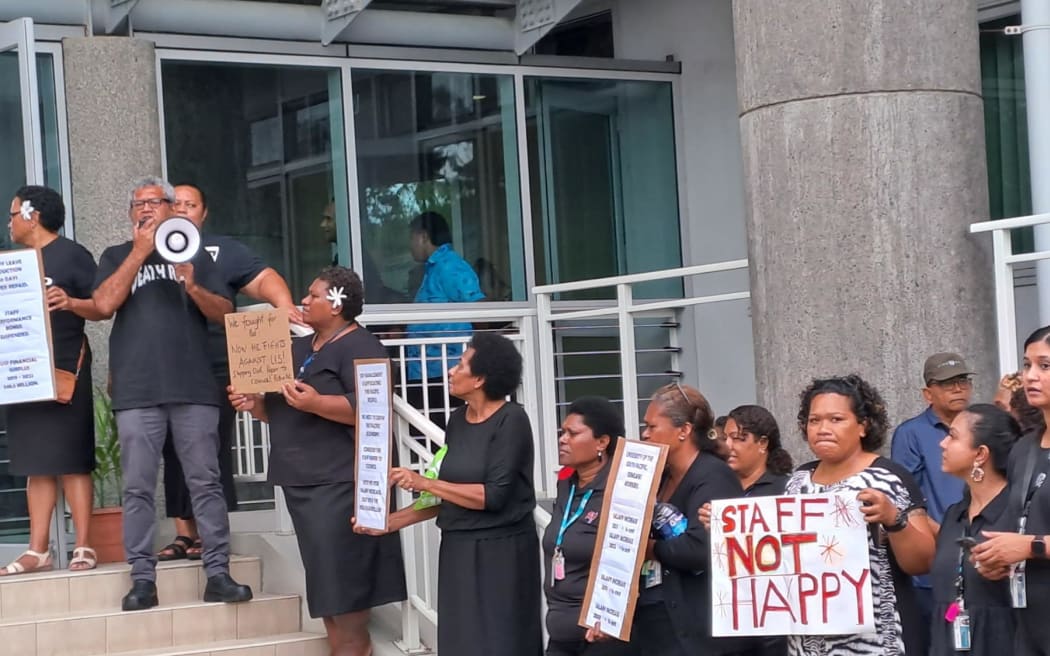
top-left (7, 348), bottom-right (95, 476)
top-left (438, 525), bottom-right (543, 656)
top-left (283, 481), bottom-right (407, 617)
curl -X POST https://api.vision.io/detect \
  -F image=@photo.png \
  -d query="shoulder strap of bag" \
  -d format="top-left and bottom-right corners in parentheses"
top-left (73, 337), bottom-right (86, 378)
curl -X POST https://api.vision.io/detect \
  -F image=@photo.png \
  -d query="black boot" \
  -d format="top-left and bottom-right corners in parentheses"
top-left (203, 572), bottom-right (253, 603)
top-left (121, 580), bottom-right (158, 611)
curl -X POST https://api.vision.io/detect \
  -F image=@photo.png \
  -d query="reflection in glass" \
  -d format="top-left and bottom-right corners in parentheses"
top-left (161, 61), bottom-right (350, 298)
top-left (352, 69), bottom-right (525, 304)
top-left (525, 77), bottom-right (682, 299)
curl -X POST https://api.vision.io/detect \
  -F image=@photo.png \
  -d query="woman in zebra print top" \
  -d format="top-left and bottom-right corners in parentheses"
top-left (787, 375), bottom-right (936, 656)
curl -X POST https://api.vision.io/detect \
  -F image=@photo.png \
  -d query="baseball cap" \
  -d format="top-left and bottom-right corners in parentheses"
top-left (923, 353), bottom-right (975, 384)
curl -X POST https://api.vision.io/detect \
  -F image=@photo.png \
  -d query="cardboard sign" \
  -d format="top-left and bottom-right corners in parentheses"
top-left (225, 309), bottom-right (294, 393)
top-left (353, 358), bottom-right (393, 532)
top-left (0, 248), bottom-right (56, 404)
top-left (579, 439), bottom-right (668, 641)
top-left (710, 493), bottom-right (874, 636)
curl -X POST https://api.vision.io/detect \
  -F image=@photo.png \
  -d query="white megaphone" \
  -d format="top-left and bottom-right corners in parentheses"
top-left (154, 216), bottom-right (201, 264)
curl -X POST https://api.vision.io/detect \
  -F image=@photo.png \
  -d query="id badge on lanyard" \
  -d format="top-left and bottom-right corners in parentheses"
top-left (1010, 565), bottom-right (1028, 609)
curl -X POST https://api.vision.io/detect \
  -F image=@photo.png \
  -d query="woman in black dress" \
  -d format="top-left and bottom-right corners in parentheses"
top-left (360, 332), bottom-right (543, 656)
top-left (930, 403), bottom-right (1018, 655)
top-left (543, 396), bottom-right (637, 656)
top-left (628, 382), bottom-right (743, 655)
top-left (230, 267), bottom-right (406, 656)
top-left (972, 326), bottom-right (1050, 655)
top-left (4, 185), bottom-right (103, 574)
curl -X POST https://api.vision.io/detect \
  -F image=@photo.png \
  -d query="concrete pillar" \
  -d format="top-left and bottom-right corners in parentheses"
top-left (733, 1), bottom-right (997, 459)
top-left (62, 37), bottom-right (162, 387)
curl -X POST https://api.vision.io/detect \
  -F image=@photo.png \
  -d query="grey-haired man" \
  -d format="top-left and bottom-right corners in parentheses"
top-left (92, 177), bottom-right (252, 611)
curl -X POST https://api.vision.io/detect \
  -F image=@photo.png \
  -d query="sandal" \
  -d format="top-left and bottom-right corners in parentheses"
top-left (69, 546), bottom-right (97, 571)
top-left (186, 538), bottom-right (203, 561)
top-left (157, 535), bottom-right (194, 561)
top-left (0, 549), bottom-right (53, 576)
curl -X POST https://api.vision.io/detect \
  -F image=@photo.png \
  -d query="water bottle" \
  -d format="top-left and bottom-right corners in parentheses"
top-left (652, 502), bottom-right (688, 539)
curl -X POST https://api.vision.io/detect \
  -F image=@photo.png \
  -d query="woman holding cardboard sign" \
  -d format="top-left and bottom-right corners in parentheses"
top-left (543, 396), bottom-right (638, 656)
top-left (4, 185), bottom-right (105, 575)
top-left (229, 267), bottom-right (406, 656)
top-left (787, 375), bottom-right (935, 656)
top-left (628, 382), bottom-right (743, 655)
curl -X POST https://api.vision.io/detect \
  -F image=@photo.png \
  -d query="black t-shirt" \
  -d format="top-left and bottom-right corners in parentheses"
top-left (41, 237), bottom-right (96, 371)
top-left (93, 243), bottom-right (226, 410)
top-left (436, 402), bottom-right (537, 534)
top-left (264, 326), bottom-right (386, 486)
top-left (931, 487), bottom-right (1013, 607)
top-left (744, 470), bottom-right (789, 497)
top-left (201, 234), bottom-right (267, 377)
top-left (1007, 438), bottom-right (1050, 583)
top-left (542, 464), bottom-right (609, 642)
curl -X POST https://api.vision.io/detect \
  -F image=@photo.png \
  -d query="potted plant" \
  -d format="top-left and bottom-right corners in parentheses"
top-left (92, 387), bottom-right (124, 563)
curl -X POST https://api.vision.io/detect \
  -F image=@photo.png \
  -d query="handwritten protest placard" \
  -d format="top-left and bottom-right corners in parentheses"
top-left (225, 309), bottom-right (293, 393)
top-left (353, 359), bottom-right (393, 532)
top-left (710, 493), bottom-right (874, 636)
top-left (0, 249), bottom-right (56, 404)
top-left (579, 439), bottom-right (668, 641)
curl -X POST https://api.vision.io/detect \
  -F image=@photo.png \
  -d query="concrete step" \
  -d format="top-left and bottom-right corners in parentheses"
top-left (97, 632), bottom-right (328, 655)
top-left (0, 555), bottom-right (262, 621)
top-left (0, 592), bottom-right (301, 655)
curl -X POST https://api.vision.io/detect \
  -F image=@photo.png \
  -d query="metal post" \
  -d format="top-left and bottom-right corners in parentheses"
top-left (1021, 0), bottom-right (1050, 325)
top-left (616, 283), bottom-right (639, 436)
top-left (993, 229), bottom-right (1020, 374)
top-left (534, 292), bottom-right (560, 495)
top-left (394, 413), bottom-right (424, 654)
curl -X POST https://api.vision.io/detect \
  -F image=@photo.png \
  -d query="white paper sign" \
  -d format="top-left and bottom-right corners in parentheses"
top-left (0, 249), bottom-right (56, 404)
top-left (710, 493), bottom-right (874, 636)
top-left (353, 359), bottom-right (393, 532)
top-left (579, 439), bottom-right (667, 641)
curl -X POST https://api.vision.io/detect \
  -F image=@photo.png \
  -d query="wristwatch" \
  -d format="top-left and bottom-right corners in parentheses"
top-left (1033, 536), bottom-right (1047, 559)
top-left (884, 510), bottom-right (909, 533)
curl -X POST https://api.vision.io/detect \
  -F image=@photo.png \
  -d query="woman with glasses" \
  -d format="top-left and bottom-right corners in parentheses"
top-left (623, 382), bottom-right (742, 655)
top-left (3, 185), bottom-right (104, 575)
top-left (543, 396), bottom-right (637, 656)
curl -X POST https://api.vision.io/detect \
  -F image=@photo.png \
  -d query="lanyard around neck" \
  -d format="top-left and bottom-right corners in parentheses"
top-left (296, 322), bottom-right (352, 380)
top-left (555, 483), bottom-right (594, 549)
top-left (1019, 449), bottom-right (1050, 534)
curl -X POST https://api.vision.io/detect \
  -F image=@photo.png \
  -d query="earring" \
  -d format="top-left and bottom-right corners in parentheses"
top-left (597, 449), bottom-right (604, 461)
top-left (970, 461), bottom-right (985, 483)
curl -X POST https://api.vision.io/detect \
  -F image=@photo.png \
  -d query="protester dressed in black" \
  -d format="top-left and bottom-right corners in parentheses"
top-left (542, 397), bottom-right (638, 656)
top-left (930, 404), bottom-right (1018, 656)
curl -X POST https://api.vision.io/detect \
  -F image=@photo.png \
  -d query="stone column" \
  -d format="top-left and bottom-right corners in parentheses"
top-left (62, 37), bottom-right (162, 386)
top-left (733, 1), bottom-right (997, 459)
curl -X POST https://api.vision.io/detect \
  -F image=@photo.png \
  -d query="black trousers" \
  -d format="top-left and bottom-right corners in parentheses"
top-left (163, 376), bottom-right (237, 518)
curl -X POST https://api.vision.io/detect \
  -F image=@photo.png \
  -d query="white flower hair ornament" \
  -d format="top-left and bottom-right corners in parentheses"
top-left (19, 200), bottom-right (34, 221)
top-left (326, 286), bottom-right (348, 309)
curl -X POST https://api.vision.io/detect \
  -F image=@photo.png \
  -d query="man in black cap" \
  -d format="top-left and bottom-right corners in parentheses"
top-left (891, 351), bottom-right (975, 653)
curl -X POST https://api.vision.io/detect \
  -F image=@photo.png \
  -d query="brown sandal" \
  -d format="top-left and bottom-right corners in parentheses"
top-left (157, 535), bottom-right (193, 561)
top-left (69, 546), bottom-right (97, 571)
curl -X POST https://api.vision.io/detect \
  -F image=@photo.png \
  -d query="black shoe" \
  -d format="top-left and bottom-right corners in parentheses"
top-left (121, 580), bottom-right (158, 611)
top-left (203, 572), bottom-right (253, 603)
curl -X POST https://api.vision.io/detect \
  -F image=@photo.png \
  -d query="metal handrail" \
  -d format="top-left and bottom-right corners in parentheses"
top-left (970, 212), bottom-right (1050, 232)
top-left (531, 259), bottom-right (749, 294)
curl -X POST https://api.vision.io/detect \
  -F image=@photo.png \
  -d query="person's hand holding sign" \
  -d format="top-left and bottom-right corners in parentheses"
top-left (698, 502), bottom-right (713, 530)
top-left (281, 380), bottom-right (320, 413)
top-left (584, 621), bottom-right (613, 643)
top-left (856, 488), bottom-right (897, 526)
top-left (390, 467), bottom-right (428, 494)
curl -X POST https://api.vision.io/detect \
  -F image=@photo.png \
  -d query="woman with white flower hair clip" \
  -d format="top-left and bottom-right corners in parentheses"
top-left (5, 185), bottom-right (106, 576)
top-left (228, 266), bottom-right (405, 656)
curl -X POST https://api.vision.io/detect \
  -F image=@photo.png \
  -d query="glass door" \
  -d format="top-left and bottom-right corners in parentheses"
top-left (0, 17), bottom-right (50, 563)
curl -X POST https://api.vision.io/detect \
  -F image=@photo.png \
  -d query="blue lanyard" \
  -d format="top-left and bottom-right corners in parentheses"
top-left (296, 323), bottom-right (352, 380)
top-left (555, 484), bottom-right (594, 549)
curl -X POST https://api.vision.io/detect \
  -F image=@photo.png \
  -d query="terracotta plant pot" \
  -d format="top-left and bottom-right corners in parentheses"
top-left (91, 507), bottom-right (124, 564)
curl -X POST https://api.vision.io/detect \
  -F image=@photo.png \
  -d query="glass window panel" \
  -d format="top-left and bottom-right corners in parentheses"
top-left (351, 69), bottom-right (525, 304)
top-left (525, 77), bottom-right (682, 299)
top-left (161, 61), bottom-right (351, 299)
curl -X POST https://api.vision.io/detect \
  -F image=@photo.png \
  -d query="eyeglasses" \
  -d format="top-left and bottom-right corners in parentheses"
top-left (929, 376), bottom-right (973, 390)
top-left (130, 198), bottom-right (171, 209)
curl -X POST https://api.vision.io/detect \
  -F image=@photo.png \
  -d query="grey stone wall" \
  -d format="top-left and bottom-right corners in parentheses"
top-left (62, 37), bottom-right (162, 388)
top-left (733, 0), bottom-right (997, 460)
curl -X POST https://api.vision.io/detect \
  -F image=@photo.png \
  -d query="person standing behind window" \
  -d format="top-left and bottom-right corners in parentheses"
top-left (404, 211), bottom-right (484, 427)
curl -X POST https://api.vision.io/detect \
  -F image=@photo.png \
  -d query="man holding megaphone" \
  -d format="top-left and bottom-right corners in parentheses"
top-left (92, 177), bottom-right (253, 612)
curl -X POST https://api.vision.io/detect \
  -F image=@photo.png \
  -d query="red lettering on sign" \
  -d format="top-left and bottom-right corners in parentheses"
top-left (820, 572), bottom-right (841, 623)
top-left (800, 497), bottom-right (828, 531)
top-left (780, 532), bottom-right (817, 574)
top-left (842, 569), bottom-right (870, 625)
